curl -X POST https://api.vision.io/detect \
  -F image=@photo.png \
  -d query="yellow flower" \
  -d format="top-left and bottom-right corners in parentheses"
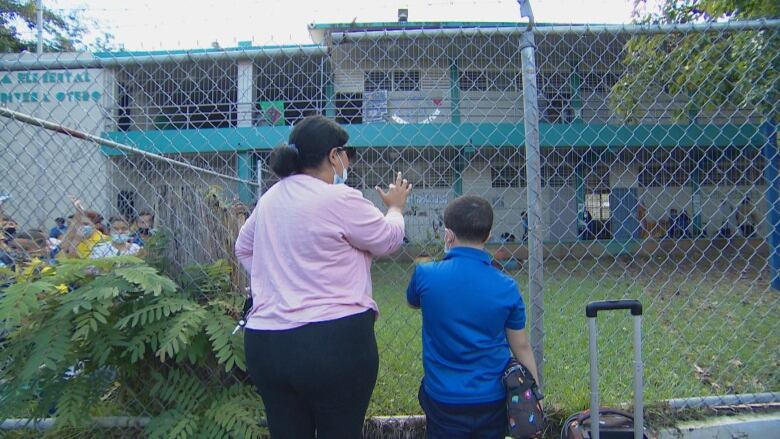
top-left (56, 284), bottom-right (69, 294)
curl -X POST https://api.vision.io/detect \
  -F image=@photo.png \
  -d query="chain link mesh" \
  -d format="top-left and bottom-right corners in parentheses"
top-left (0, 16), bottom-right (778, 437)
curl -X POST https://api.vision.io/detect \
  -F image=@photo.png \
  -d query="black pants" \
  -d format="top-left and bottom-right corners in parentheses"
top-left (244, 310), bottom-right (378, 439)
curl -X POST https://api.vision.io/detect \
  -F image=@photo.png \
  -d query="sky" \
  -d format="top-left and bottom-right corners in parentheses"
top-left (33, 0), bottom-right (638, 50)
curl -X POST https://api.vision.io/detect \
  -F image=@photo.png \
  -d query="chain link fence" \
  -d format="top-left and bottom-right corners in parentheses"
top-left (1, 12), bottom-right (778, 438)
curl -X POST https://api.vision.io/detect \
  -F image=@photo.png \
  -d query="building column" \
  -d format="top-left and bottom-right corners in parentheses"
top-left (570, 70), bottom-right (582, 122)
top-left (450, 64), bottom-right (460, 124)
top-left (575, 164), bottom-right (585, 240)
top-left (691, 149), bottom-right (703, 236)
top-left (236, 60), bottom-right (254, 128)
top-left (237, 152), bottom-right (255, 204)
top-left (324, 56), bottom-right (335, 118)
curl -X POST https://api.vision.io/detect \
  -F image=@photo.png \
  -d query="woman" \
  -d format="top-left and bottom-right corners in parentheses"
top-left (235, 115), bottom-right (411, 439)
top-left (90, 217), bottom-right (141, 258)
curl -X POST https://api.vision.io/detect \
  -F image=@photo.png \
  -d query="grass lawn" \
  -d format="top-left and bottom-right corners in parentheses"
top-left (368, 253), bottom-right (779, 417)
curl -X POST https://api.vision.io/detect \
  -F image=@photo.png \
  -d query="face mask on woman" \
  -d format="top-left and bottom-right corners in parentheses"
top-left (332, 155), bottom-right (348, 185)
top-left (111, 233), bottom-right (130, 244)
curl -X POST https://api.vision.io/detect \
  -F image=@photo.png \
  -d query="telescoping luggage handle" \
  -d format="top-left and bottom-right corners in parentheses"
top-left (585, 300), bottom-right (644, 439)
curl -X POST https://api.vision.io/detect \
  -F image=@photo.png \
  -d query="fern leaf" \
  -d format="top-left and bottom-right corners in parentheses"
top-left (0, 279), bottom-right (52, 327)
top-left (205, 310), bottom-right (246, 372)
top-left (156, 306), bottom-right (207, 362)
top-left (72, 300), bottom-right (112, 341)
top-left (202, 384), bottom-right (265, 439)
top-left (115, 265), bottom-right (177, 296)
top-left (18, 320), bottom-right (72, 383)
top-left (149, 370), bottom-right (208, 413)
top-left (145, 409), bottom-right (199, 439)
top-left (51, 375), bottom-right (93, 429)
top-left (121, 319), bottom-right (168, 363)
top-left (115, 297), bottom-right (196, 329)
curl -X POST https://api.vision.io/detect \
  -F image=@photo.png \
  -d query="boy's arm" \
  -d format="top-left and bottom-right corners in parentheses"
top-left (506, 328), bottom-right (539, 384)
top-left (406, 266), bottom-right (421, 309)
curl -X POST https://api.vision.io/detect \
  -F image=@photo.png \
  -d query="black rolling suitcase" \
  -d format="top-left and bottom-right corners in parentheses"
top-left (562, 300), bottom-right (649, 439)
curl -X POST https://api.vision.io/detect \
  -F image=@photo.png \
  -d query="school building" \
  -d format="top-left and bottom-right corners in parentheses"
top-left (1, 20), bottom-right (777, 258)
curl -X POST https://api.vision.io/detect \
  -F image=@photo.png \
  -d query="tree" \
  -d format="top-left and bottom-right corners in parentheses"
top-left (0, 0), bottom-right (86, 52)
top-left (611, 0), bottom-right (779, 122)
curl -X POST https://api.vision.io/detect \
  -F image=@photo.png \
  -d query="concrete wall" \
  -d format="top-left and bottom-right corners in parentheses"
top-left (0, 53), bottom-right (111, 230)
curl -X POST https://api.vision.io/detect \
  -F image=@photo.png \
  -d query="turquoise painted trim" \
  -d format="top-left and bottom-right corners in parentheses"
top-left (450, 65), bottom-right (461, 124)
top-left (94, 44), bottom-right (323, 59)
top-left (309, 21), bottom-right (593, 31)
top-left (102, 122), bottom-right (763, 155)
top-left (236, 152), bottom-right (255, 203)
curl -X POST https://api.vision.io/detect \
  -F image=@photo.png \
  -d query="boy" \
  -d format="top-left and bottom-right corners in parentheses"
top-left (406, 195), bottom-right (539, 438)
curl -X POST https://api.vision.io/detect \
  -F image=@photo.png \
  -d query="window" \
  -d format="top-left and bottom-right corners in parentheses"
top-left (489, 148), bottom-right (526, 188)
top-left (394, 71), bottom-right (421, 91)
top-left (539, 74), bottom-right (573, 123)
top-left (491, 166), bottom-right (520, 188)
top-left (335, 93), bottom-right (362, 124)
top-left (700, 147), bottom-right (765, 186)
top-left (254, 56), bottom-right (324, 125)
top-left (460, 71), bottom-right (487, 91)
top-left (638, 148), bottom-right (692, 187)
top-left (586, 192), bottom-right (611, 221)
top-left (582, 72), bottom-right (617, 93)
top-left (117, 61), bottom-right (238, 131)
top-left (365, 71), bottom-right (391, 92)
top-left (542, 150), bottom-right (575, 187)
top-left (581, 150), bottom-right (611, 190)
top-left (459, 71), bottom-right (519, 92)
top-left (364, 71), bottom-right (421, 92)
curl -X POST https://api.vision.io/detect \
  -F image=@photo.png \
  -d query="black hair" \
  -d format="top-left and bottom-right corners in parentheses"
top-left (137, 211), bottom-right (154, 219)
top-left (443, 195), bottom-right (494, 243)
top-left (269, 115), bottom-right (349, 178)
top-left (55, 217), bottom-right (66, 224)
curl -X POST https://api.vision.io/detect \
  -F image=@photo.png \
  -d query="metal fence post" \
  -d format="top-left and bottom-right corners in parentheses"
top-left (519, 0), bottom-right (544, 387)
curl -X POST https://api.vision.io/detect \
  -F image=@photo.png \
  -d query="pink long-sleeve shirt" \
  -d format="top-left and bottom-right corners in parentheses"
top-left (234, 174), bottom-right (406, 330)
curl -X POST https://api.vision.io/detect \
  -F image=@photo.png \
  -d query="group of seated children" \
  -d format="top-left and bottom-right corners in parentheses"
top-left (0, 201), bottom-right (156, 272)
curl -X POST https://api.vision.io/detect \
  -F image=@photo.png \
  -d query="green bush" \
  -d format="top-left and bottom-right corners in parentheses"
top-left (0, 256), bottom-right (266, 438)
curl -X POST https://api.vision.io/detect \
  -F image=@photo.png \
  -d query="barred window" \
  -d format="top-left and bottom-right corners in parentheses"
top-left (115, 61), bottom-right (238, 131)
top-left (700, 147), bottom-right (765, 186)
top-left (364, 71), bottom-right (420, 92)
top-left (586, 192), bottom-right (611, 221)
top-left (581, 72), bottom-right (617, 93)
top-left (365, 71), bottom-right (392, 92)
top-left (335, 93), bottom-right (363, 124)
top-left (538, 73), bottom-right (574, 123)
top-left (394, 71), bottom-right (421, 91)
top-left (637, 148), bottom-right (693, 188)
top-left (460, 71), bottom-right (519, 92)
top-left (488, 148), bottom-right (526, 188)
top-left (542, 150), bottom-right (575, 187)
top-left (581, 150), bottom-right (611, 190)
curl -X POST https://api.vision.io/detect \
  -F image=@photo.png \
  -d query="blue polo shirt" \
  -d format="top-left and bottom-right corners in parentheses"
top-left (407, 246), bottom-right (526, 404)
